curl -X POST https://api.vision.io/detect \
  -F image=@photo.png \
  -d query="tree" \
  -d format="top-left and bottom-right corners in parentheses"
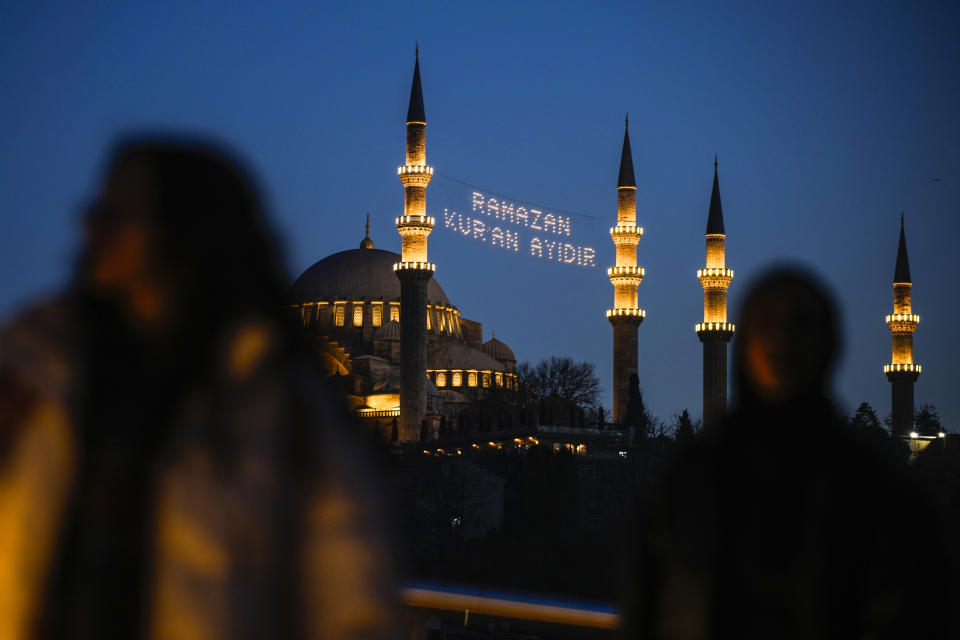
top-left (672, 409), bottom-right (697, 441)
top-left (517, 356), bottom-right (601, 410)
top-left (850, 402), bottom-right (884, 433)
top-left (915, 404), bottom-right (944, 436)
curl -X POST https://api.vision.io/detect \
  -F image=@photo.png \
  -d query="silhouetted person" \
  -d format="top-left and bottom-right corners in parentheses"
top-left (0, 136), bottom-right (397, 639)
top-left (630, 268), bottom-right (952, 639)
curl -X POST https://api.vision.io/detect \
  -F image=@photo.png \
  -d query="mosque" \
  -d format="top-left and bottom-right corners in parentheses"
top-left (288, 50), bottom-right (518, 441)
top-left (288, 49), bottom-right (926, 445)
top-left (289, 218), bottom-right (518, 437)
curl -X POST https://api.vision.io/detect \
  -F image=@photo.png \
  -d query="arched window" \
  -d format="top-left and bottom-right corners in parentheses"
top-left (334, 304), bottom-right (345, 327)
top-left (426, 307), bottom-right (432, 330)
top-left (390, 305), bottom-right (399, 322)
top-left (353, 304), bottom-right (363, 327)
top-left (468, 372), bottom-right (477, 387)
top-left (436, 372), bottom-right (446, 387)
top-left (372, 304), bottom-right (382, 327)
top-left (452, 372), bottom-right (462, 387)
top-left (482, 373), bottom-right (490, 388)
top-left (495, 373), bottom-right (503, 387)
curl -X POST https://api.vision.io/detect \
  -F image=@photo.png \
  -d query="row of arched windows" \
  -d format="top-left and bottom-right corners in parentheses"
top-left (295, 301), bottom-right (461, 333)
top-left (430, 370), bottom-right (517, 390)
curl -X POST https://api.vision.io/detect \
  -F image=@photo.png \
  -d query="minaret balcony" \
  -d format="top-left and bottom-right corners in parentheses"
top-left (607, 266), bottom-right (644, 287)
top-left (606, 308), bottom-right (646, 318)
top-left (695, 322), bottom-right (735, 334)
top-left (397, 164), bottom-right (434, 175)
top-left (395, 215), bottom-right (435, 234)
top-left (883, 363), bottom-right (921, 374)
top-left (886, 314), bottom-right (919, 333)
top-left (697, 268), bottom-right (734, 278)
top-left (698, 268), bottom-right (733, 290)
top-left (393, 261), bottom-right (436, 273)
top-left (398, 165), bottom-right (434, 187)
top-left (609, 225), bottom-right (643, 243)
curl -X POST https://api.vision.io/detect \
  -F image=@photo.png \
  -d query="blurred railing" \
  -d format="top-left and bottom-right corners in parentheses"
top-left (400, 582), bottom-right (621, 630)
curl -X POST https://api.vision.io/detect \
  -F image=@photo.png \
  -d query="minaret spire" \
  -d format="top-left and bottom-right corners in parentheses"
top-left (607, 118), bottom-right (645, 424)
top-left (894, 212), bottom-right (911, 283)
top-left (617, 117), bottom-right (636, 188)
top-left (706, 155), bottom-right (725, 234)
top-left (885, 213), bottom-right (920, 436)
top-left (697, 155), bottom-right (734, 428)
top-left (407, 43), bottom-right (426, 124)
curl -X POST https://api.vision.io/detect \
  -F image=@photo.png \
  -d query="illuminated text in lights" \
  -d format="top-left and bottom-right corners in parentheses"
top-left (438, 190), bottom-right (596, 269)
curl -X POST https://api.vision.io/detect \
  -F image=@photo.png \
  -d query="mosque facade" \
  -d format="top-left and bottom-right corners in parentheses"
top-left (289, 50), bottom-right (927, 444)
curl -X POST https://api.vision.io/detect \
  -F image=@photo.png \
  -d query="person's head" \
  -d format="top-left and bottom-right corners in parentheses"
top-left (79, 135), bottom-right (288, 341)
top-left (734, 267), bottom-right (840, 406)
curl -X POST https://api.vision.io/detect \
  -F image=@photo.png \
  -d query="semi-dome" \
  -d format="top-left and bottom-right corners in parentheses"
top-left (429, 343), bottom-right (505, 372)
top-left (373, 319), bottom-right (401, 341)
top-left (291, 248), bottom-right (451, 306)
top-left (482, 336), bottom-right (515, 362)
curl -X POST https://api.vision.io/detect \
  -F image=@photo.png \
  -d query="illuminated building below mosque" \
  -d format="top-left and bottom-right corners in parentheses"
top-left (289, 221), bottom-right (518, 436)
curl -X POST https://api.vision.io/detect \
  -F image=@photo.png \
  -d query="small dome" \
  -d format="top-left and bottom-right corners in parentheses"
top-left (373, 320), bottom-right (400, 341)
top-left (428, 343), bottom-right (505, 372)
top-left (482, 336), bottom-right (515, 362)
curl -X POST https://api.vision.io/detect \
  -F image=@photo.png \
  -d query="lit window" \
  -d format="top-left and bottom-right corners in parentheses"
top-left (372, 304), bottom-right (382, 327)
top-left (390, 305), bottom-right (399, 322)
top-left (495, 373), bottom-right (503, 387)
top-left (452, 372), bottom-right (462, 387)
top-left (334, 304), bottom-right (345, 327)
top-left (468, 372), bottom-right (477, 387)
top-left (353, 304), bottom-right (363, 327)
top-left (436, 372), bottom-right (446, 387)
top-left (618, 451), bottom-right (628, 458)
top-left (482, 373), bottom-right (490, 388)
top-left (426, 307), bottom-right (432, 330)
top-left (446, 311), bottom-right (454, 333)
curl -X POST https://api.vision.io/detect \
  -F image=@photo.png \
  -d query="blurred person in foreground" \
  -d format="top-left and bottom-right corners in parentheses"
top-left (630, 268), bottom-right (953, 639)
top-left (0, 137), bottom-right (398, 639)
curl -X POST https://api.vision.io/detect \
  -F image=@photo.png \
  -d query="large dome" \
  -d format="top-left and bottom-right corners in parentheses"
top-left (291, 248), bottom-right (451, 306)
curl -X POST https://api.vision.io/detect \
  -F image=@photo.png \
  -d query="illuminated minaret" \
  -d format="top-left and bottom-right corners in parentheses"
top-left (607, 116), bottom-right (645, 424)
top-left (695, 156), bottom-right (734, 428)
top-left (395, 46), bottom-right (436, 441)
top-left (884, 214), bottom-right (920, 437)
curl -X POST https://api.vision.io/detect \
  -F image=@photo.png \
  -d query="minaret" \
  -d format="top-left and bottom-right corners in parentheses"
top-left (695, 156), bottom-right (734, 428)
top-left (395, 45), bottom-right (436, 441)
top-left (884, 214), bottom-right (920, 437)
top-left (607, 116), bottom-right (645, 424)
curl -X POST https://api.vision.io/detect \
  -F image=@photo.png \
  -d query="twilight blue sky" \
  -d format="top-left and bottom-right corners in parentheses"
top-left (2, 1), bottom-right (958, 428)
